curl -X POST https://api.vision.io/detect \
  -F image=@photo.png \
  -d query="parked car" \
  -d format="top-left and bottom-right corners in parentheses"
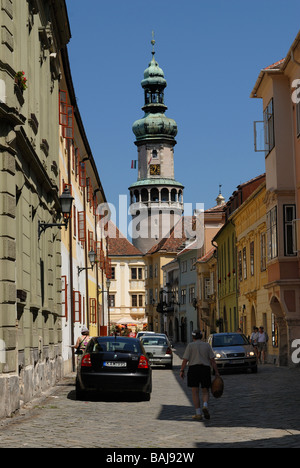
top-left (141, 335), bottom-right (173, 369)
top-left (208, 332), bottom-right (258, 374)
top-left (136, 331), bottom-right (167, 340)
top-left (76, 336), bottom-right (152, 400)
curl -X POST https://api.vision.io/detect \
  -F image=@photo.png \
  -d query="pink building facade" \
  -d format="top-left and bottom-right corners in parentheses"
top-left (251, 31), bottom-right (300, 365)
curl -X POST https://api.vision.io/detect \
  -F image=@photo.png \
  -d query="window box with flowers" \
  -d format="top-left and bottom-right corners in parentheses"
top-left (15, 71), bottom-right (28, 93)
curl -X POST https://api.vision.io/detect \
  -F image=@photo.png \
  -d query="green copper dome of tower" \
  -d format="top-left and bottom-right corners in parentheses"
top-left (129, 34), bottom-right (184, 254)
top-left (132, 35), bottom-right (178, 142)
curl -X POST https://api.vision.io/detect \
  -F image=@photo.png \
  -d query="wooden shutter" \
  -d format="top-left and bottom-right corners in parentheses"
top-left (89, 298), bottom-right (96, 324)
top-left (88, 230), bottom-right (94, 252)
top-left (61, 276), bottom-right (68, 318)
top-left (59, 90), bottom-right (74, 140)
top-left (73, 290), bottom-right (81, 322)
top-left (78, 211), bottom-right (86, 245)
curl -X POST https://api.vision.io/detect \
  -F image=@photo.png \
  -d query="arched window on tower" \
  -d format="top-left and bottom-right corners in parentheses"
top-left (161, 188), bottom-right (169, 202)
top-left (151, 188), bottom-right (159, 202)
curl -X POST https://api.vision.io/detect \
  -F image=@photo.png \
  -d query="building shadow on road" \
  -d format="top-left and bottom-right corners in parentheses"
top-left (67, 389), bottom-right (149, 403)
top-left (171, 348), bottom-right (300, 438)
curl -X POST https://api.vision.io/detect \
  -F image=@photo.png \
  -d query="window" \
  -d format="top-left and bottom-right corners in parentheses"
top-left (89, 298), bottom-right (96, 324)
top-left (243, 247), bottom-right (247, 280)
top-left (73, 206), bottom-right (76, 237)
top-left (108, 295), bottom-right (115, 308)
top-left (139, 295), bottom-right (143, 307)
top-left (189, 286), bottom-right (195, 303)
top-left (131, 267), bottom-right (143, 280)
top-left (78, 211), bottom-right (86, 246)
top-left (250, 241), bottom-right (254, 276)
top-left (59, 90), bottom-right (74, 140)
top-left (238, 251), bottom-right (242, 282)
top-left (204, 278), bottom-right (211, 300)
top-left (132, 295), bottom-right (137, 307)
top-left (181, 289), bottom-right (186, 305)
top-left (264, 98), bottom-right (275, 154)
top-left (261, 233), bottom-right (267, 271)
top-left (73, 290), bottom-right (81, 323)
top-left (79, 161), bottom-right (86, 188)
top-left (284, 205), bottom-right (296, 256)
top-left (181, 261), bottom-right (187, 273)
top-left (267, 207), bottom-right (278, 260)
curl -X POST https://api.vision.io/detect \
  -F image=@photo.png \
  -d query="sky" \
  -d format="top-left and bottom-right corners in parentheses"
top-left (65, 0), bottom-right (300, 229)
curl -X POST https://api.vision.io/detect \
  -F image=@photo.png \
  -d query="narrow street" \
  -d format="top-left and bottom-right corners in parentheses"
top-left (0, 346), bottom-right (299, 449)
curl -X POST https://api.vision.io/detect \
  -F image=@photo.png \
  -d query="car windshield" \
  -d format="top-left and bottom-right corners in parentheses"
top-left (213, 334), bottom-right (249, 347)
top-left (141, 338), bottom-right (168, 346)
top-left (91, 338), bottom-right (141, 354)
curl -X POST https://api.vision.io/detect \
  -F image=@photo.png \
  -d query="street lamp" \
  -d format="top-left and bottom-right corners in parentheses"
top-left (78, 249), bottom-right (96, 275)
top-left (38, 186), bottom-right (74, 239)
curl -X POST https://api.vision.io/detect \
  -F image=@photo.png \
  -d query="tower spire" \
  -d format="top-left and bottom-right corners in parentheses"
top-left (151, 31), bottom-right (156, 58)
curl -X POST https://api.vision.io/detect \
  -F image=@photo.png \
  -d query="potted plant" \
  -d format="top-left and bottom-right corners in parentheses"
top-left (15, 71), bottom-right (27, 92)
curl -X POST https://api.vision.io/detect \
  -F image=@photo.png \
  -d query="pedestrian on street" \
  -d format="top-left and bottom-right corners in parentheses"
top-left (180, 330), bottom-right (220, 421)
top-left (257, 326), bottom-right (269, 364)
top-left (250, 326), bottom-right (259, 360)
top-left (74, 327), bottom-right (91, 356)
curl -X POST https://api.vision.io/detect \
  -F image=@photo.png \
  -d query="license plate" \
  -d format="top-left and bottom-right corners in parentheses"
top-left (229, 360), bottom-right (244, 364)
top-left (104, 361), bottom-right (127, 368)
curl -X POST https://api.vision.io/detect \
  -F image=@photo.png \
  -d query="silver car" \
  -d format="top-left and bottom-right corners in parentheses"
top-left (208, 333), bottom-right (257, 374)
top-left (141, 335), bottom-right (173, 369)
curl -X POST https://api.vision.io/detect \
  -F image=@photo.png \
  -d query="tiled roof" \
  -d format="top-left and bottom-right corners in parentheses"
top-left (146, 216), bottom-right (196, 255)
top-left (263, 59), bottom-right (285, 70)
top-left (197, 247), bottom-right (216, 263)
top-left (106, 221), bottom-right (143, 257)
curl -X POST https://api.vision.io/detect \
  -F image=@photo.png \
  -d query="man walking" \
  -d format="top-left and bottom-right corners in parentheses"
top-left (180, 330), bottom-right (220, 421)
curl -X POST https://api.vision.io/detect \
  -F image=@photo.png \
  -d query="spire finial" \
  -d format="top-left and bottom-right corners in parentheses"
top-left (151, 31), bottom-right (156, 57)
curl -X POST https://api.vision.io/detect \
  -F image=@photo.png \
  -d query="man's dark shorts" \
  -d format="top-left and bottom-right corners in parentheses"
top-left (187, 364), bottom-right (212, 389)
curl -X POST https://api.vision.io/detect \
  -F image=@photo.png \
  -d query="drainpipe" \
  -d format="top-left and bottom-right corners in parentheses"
top-left (67, 141), bottom-right (75, 371)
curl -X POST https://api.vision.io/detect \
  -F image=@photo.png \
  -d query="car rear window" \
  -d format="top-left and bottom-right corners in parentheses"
top-left (91, 338), bottom-right (141, 354)
top-left (213, 334), bottom-right (249, 347)
top-left (141, 338), bottom-right (168, 346)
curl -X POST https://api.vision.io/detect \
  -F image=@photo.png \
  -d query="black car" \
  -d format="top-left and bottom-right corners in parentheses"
top-left (76, 336), bottom-right (152, 400)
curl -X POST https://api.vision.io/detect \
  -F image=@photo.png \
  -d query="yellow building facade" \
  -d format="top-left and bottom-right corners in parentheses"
top-left (232, 182), bottom-right (279, 364)
top-left (59, 48), bottom-right (108, 373)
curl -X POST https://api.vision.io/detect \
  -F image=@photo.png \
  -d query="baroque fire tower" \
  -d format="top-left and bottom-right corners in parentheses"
top-left (129, 36), bottom-right (184, 254)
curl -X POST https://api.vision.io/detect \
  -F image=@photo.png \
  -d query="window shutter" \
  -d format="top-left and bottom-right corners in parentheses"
top-left (62, 276), bottom-right (68, 318)
top-left (73, 290), bottom-right (81, 322)
top-left (59, 90), bottom-right (68, 126)
top-left (79, 161), bottom-right (86, 188)
top-left (89, 298), bottom-right (96, 324)
top-left (78, 211), bottom-right (86, 245)
top-left (96, 241), bottom-right (103, 262)
top-left (88, 230), bottom-right (94, 252)
top-left (59, 90), bottom-right (74, 140)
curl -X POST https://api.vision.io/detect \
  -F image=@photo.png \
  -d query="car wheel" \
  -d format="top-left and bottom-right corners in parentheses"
top-left (142, 392), bottom-right (151, 401)
top-left (251, 365), bottom-right (258, 374)
top-left (75, 378), bottom-right (86, 400)
top-left (166, 363), bottom-right (173, 370)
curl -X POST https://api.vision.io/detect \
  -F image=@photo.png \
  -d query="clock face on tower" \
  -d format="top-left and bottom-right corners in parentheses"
top-left (150, 164), bottom-right (161, 176)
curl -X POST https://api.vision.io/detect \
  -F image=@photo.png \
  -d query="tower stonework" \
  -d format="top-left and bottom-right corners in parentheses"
top-left (129, 38), bottom-right (184, 254)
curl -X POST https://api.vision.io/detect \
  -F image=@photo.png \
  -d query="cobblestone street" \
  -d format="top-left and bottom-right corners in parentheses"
top-left (0, 345), bottom-right (299, 449)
